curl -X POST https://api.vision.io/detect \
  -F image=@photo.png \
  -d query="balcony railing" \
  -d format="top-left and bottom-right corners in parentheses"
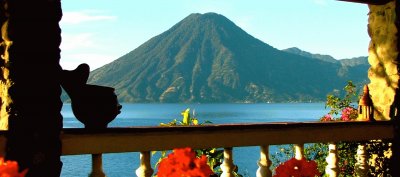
top-left (0, 121), bottom-right (394, 177)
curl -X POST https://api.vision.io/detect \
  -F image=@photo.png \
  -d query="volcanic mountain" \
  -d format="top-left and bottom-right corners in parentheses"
top-left (87, 12), bottom-right (369, 103)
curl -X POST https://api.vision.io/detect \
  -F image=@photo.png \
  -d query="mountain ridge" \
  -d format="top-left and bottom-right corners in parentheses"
top-left (88, 12), bottom-right (369, 103)
top-left (283, 47), bottom-right (368, 65)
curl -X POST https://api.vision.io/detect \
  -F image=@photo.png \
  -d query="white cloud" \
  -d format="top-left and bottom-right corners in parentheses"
top-left (61, 33), bottom-right (96, 51)
top-left (61, 10), bottom-right (116, 25)
top-left (61, 53), bottom-right (118, 71)
top-left (60, 10), bottom-right (117, 70)
top-left (60, 31), bottom-right (118, 70)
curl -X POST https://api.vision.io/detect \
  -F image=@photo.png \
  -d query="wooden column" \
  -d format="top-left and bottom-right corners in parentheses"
top-left (89, 154), bottom-right (106, 177)
top-left (256, 146), bottom-right (272, 177)
top-left (0, 0), bottom-right (63, 176)
top-left (294, 144), bottom-right (304, 160)
top-left (354, 144), bottom-right (369, 176)
top-left (135, 151), bottom-right (153, 177)
top-left (325, 143), bottom-right (339, 177)
top-left (220, 148), bottom-right (235, 177)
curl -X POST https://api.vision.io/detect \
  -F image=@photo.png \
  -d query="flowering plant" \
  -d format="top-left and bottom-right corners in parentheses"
top-left (318, 81), bottom-right (359, 175)
top-left (320, 81), bottom-right (358, 122)
top-left (340, 107), bottom-right (358, 121)
top-left (156, 109), bottom-right (236, 176)
top-left (320, 106), bottom-right (358, 122)
top-left (274, 158), bottom-right (320, 177)
top-left (272, 81), bottom-right (391, 175)
top-left (156, 147), bottom-right (214, 177)
top-left (319, 82), bottom-right (391, 175)
top-left (271, 82), bottom-right (360, 175)
top-left (319, 114), bottom-right (333, 122)
top-left (0, 157), bottom-right (28, 177)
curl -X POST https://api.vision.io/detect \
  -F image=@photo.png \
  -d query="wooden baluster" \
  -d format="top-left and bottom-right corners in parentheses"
top-left (294, 144), bottom-right (304, 160)
top-left (325, 143), bottom-right (339, 177)
top-left (135, 151), bottom-right (154, 177)
top-left (355, 144), bottom-right (369, 177)
top-left (89, 154), bottom-right (106, 177)
top-left (257, 146), bottom-right (272, 177)
top-left (220, 147), bottom-right (235, 177)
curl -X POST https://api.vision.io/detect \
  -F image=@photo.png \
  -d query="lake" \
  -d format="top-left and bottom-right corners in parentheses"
top-left (60, 103), bottom-right (329, 177)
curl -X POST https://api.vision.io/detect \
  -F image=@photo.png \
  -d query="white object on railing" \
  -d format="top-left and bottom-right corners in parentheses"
top-left (355, 144), bottom-right (369, 176)
top-left (294, 144), bottom-right (304, 160)
top-left (220, 147), bottom-right (235, 177)
top-left (256, 145), bottom-right (272, 177)
top-left (325, 143), bottom-right (339, 177)
top-left (135, 151), bottom-right (154, 177)
top-left (89, 154), bottom-right (106, 177)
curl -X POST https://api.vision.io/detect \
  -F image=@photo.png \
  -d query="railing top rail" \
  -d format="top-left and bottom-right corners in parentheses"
top-left (0, 121), bottom-right (394, 155)
top-left (57, 121), bottom-right (393, 134)
top-left (61, 121), bottom-right (395, 155)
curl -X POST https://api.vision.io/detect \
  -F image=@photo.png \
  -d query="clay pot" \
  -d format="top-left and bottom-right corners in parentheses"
top-left (71, 84), bottom-right (121, 129)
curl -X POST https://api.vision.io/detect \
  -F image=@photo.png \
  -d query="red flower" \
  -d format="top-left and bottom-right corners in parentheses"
top-left (274, 158), bottom-right (320, 177)
top-left (0, 157), bottom-right (28, 177)
top-left (157, 147), bottom-right (214, 177)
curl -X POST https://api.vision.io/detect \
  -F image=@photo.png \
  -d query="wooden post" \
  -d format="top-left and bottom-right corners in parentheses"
top-left (294, 144), bottom-right (304, 160)
top-left (354, 144), bottom-right (369, 176)
top-left (220, 147), bottom-right (235, 177)
top-left (0, 0), bottom-right (63, 176)
top-left (89, 154), bottom-right (106, 177)
top-left (135, 151), bottom-right (153, 177)
top-left (256, 146), bottom-right (272, 177)
top-left (325, 143), bottom-right (339, 177)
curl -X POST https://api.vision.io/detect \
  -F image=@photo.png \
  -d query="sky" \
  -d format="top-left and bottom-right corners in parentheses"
top-left (60, 0), bottom-right (370, 70)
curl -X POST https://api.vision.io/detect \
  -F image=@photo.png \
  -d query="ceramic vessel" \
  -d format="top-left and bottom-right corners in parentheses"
top-left (71, 84), bottom-right (121, 129)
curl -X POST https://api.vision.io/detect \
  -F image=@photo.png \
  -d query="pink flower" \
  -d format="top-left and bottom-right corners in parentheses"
top-left (341, 107), bottom-right (357, 121)
top-left (320, 114), bottom-right (333, 122)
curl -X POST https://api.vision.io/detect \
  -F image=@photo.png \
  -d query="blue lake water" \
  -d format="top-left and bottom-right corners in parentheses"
top-left (60, 103), bottom-right (329, 177)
